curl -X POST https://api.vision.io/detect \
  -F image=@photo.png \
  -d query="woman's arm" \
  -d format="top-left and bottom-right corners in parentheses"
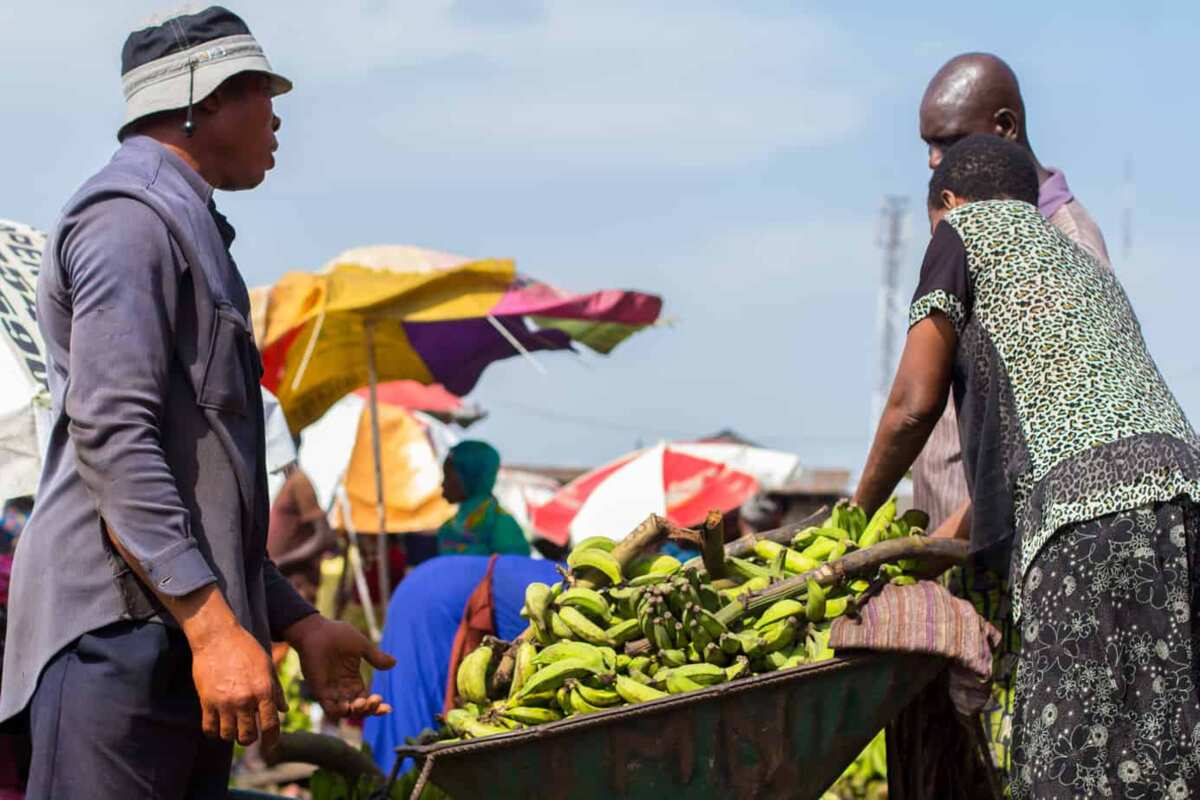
top-left (852, 314), bottom-right (958, 516)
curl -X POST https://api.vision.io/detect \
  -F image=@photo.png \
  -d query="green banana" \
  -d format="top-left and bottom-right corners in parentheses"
top-left (614, 674), bottom-right (668, 703)
top-left (673, 662), bottom-right (725, 686)
top-left (698, 584), bottom-right (722, 613)
top-left (791, 526), bottom-right (822, 549)
top-left (858, 496), bottom-right (896, 547)
top-left (806, 627), bottom-right (835, 662)
top-left (500, 705), bottom-right (563, 725)
top-left (517, 658), bottom-right (606, 699)
top-left (665, 672), bottom-right (705, 694)
top-left (825, 596), bottom-right (850, 619)
top-left (573, 535), bottom-right (617, 553)
top-left (704, 642), bottom-right (729, 666)
top-left (548, 610), bottom-right (574, 640)
top-left (627, 667), bottom-right (654, 686)
top-left (628, 572), bottom-right (669, 588)
top-left (567, 548), bottom-right (623, 585)
top-left (849, 578), bottom-right (871, 594)
top-left (604, 618), bottom-right (643, 647)
top-left (445, 708), bottom-right (509, 738)
top-left (672, 621), bottom-right (689, 650)
top-left (847, 505), bottom-right (868, 540)
top-left (524, 582), bottom-right (553, 629)
top-left (598, 646), bottom-right (618, 671)
top-left (456, 645), bottom-right (493, 704)
top-left (606, 587), bottom-right (639, 618)
top-left (802, 536), bottom-right (838, 562)
top-left (555, 587), bottom-right (611, 622)
top-left (556, 684), bottom-right (573, 716)
top-left (615, 653), bottom-right (632, 671)
top-left (782, 645), bottom-right (807, 669)
top-left (759, 650), bottom-right (788, 671)
top-left (735, 631), bottom-right (766, 659)
top-left (767, 547), bottom-right (787, 580)
top-left (573, 682), bottom-right (622, 707)
top-left (805, 579), bottom-right (827, 622)
top-left (725, 656), bottom-right (751, 681)
top-left (727, 556), bottom-right (770, 581)
top-left (719, 632), bottom-right (742, 656)
top-left (529, 619), bottom-right (554, 646)
top-left (568, 683), bottom-right (605, 714)
top-left (720, 575), bottom-right (770, 603)
top-left (519, 688), bottom-right (557, 707)
top-left (532, 640), bottom-right (605, 670)
top-left (760, 617), bottom-right (801, 654)
top-left (647, 554), bottom-right (682, 576)
top-left (754, 598), bottom-right (804, 630)
top-left (659, 648), bottom-right (688, 668)
top-left (891, 575), bottom-right (917, 586)
top-left (651, 617), bottom-right (674, 652)
top-left (508, 641), bottom-right (538, 700)
top-left (557, 606), bottom-right (614, 646)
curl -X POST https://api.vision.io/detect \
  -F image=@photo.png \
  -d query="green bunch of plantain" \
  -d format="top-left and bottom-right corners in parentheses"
top-left (440, 498), bottom-right (927, 742)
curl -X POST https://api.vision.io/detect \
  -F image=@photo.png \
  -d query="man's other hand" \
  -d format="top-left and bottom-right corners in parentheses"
top-left (284, 615), bottom-right (397, 720)
top-left (179, 586), bottom-right (286, 750)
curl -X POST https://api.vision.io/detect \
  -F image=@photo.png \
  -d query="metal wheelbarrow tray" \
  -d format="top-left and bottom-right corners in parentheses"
top-left (396, 652), bottom-right (945, 800)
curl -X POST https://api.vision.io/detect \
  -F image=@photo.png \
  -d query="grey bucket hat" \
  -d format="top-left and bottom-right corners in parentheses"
top-left (120, 5), bottom-right (291, 133)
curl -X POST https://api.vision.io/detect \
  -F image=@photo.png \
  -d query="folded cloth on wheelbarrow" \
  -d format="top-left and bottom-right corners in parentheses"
top-left (830, 581), bottom-right (1000, 716)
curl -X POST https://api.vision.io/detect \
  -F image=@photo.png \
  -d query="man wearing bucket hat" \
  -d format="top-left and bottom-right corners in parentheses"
top-left (0, 7), bottom-right (395, 797)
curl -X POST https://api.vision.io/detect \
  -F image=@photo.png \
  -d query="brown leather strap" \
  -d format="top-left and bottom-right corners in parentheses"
top-left (443, 555), bottom-right (500, 713)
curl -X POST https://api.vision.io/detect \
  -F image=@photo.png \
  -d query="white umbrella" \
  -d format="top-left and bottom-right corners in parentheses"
top-left (0, 220), bottom-right (50, 503)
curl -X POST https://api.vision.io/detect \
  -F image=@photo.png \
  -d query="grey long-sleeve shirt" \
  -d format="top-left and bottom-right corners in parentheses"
top-left (0, 136), bottom-right (314, 724)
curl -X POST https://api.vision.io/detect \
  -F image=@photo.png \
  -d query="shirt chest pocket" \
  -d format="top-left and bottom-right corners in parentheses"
top-left (197, 303), bottom-right (258, 416)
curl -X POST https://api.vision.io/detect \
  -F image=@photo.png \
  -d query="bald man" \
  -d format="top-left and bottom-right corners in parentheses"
top-left (913, 52), bottom-right (1112, 539)
top-left (913, 52), bottom-right (1112, 787)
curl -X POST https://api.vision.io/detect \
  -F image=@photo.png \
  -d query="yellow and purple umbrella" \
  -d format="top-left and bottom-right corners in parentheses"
top-left (253, 245), bottom-right (662, 432)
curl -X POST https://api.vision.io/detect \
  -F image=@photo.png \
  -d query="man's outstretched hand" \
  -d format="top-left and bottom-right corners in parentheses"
top-left (284, 614), bottom-right (397, 720)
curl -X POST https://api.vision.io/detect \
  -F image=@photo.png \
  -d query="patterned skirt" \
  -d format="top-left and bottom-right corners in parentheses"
top-left (1009, 498), bottom-right (1200, 799)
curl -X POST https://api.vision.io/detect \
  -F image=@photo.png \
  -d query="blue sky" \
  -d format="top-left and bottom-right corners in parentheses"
top-left (2, 1), bottom-right (1197, 473)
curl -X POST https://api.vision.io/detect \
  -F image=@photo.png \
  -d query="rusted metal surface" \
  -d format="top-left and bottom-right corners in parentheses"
top-left (397, 653), bottom-right (945, 799)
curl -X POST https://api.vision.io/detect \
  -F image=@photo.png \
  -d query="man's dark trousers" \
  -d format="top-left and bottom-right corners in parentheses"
top-left (26, 620), bottom-right (232, 798)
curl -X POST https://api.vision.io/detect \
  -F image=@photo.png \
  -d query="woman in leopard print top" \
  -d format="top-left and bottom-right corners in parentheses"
top-left (853, 134), bottom-right (1200, 799)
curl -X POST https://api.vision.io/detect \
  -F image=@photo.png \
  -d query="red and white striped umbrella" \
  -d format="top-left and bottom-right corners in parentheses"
top-left (531, 442), bottom-right (801, 545)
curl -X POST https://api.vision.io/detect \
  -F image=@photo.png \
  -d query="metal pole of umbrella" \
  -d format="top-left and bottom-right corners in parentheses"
top-left (364, 321), bottom-right (390, 610)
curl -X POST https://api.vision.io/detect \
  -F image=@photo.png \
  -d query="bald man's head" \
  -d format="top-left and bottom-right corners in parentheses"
top-left (919, 53), bottom-right (1030, 169)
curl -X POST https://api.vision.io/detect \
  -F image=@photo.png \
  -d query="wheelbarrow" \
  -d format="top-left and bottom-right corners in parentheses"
top-left (394, 652), bottom-right (947, 800)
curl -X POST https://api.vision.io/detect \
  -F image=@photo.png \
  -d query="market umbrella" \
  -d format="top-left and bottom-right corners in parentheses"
top-left (252, 244), bottom-right (662, 432)
top-left (360, 380), bottom-right (485, 427)
top-left (252, 244), bottom-right (662, 599)
top-left (298, 392), bottom-right (459, 536)
top-left (0, 221), bottom-right (50, 503)
top-left (531, 441), bottom-right (802, 546)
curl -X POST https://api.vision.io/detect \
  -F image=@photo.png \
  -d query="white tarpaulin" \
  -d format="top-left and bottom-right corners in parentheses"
top-left (0, 220), bottom-right (50, 502)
